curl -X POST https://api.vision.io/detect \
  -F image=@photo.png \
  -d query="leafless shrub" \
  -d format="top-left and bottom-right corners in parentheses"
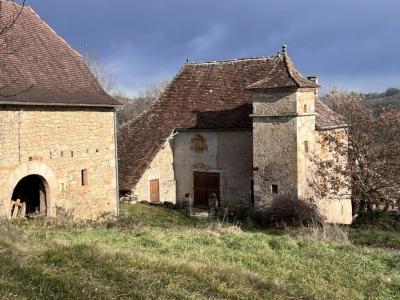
top-left (319, 89), bottom-right (400, 213)
top-left (255, 193), bottom-right (324, 227)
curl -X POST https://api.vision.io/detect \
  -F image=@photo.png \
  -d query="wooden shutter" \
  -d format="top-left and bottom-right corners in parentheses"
top-left (150, 179), bottom-right (160, 202)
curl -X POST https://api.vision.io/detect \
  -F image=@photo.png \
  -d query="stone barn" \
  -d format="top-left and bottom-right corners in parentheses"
top-left (119, 46), bottom-right (352, 224)
top-left (0, 2), bottom-right (120, 219)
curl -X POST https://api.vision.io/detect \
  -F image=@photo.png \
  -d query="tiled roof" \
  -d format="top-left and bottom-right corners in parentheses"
top-left (0, 1), bottom-right (119, 106)
top-left (247, 52), bottom-right (320, 90)
top-left (315, 99), bottom-right (347, 130)
top-left (118, 54), bottom-right (343, 190)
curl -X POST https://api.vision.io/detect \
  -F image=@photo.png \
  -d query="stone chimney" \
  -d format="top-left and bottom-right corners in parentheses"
top-left (307, 76), bottom-right (319, 84)
top-left (307, 76), bottom-right (319, 96)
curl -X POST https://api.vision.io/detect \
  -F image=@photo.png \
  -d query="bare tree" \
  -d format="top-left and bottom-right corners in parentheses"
top-left (117, 79), bottom-right (171, 125)
top-left (81, 48), bottom-right (117, 95)
top-left (316, 89), bottom-right (400, 213)
top-left (80, 48), bottom-right (170, 124)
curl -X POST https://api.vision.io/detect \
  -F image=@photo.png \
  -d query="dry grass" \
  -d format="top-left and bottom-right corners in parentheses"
top-left (292, 223), bottom-right (350, 243)
top-left (0, 204), bottom-right (397, 299)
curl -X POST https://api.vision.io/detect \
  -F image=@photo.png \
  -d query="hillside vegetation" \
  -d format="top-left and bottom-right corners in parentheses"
top-left (364, 87), bottom-right (400, 108)
top-left (0, 204), bottom-right (398, 299)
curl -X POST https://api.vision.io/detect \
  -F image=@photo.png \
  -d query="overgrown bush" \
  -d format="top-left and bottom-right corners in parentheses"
top-left (254, 193), bottom-right (324, 228)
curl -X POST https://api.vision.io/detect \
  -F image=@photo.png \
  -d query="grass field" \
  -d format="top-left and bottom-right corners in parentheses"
top-left (0, 203), bottom-right (398, 299)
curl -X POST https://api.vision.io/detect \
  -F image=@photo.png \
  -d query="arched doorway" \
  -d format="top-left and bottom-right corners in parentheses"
top-left (2, 161), bottom-right (57, 219)
top-left (11, 175), bottom-right (48, 216)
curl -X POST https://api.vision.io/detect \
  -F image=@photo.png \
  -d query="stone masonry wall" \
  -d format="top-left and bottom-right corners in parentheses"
top-left (296, 90), bottom-right (316, 200)
top-left (0, 105), bottom-right (117, 220)
top-left (252, 91), bottom-right (299, 206)
top-left (253, 117), bottom-right (298, 205)
top-left (174, 130), bottom-right (253, 208)
top-left (315, 128), bottom-right (352, 224)
top-left (132, 140), bottom-right (176, 203)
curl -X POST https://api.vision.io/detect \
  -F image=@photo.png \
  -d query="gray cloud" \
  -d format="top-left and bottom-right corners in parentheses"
top-left (27, 0), bottom-right (400, 94)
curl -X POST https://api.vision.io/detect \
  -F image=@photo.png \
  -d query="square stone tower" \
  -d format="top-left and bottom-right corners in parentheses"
top-left (248, 46), bottom-right (320, 207)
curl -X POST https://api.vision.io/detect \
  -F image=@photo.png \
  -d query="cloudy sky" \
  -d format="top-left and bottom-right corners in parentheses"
top-left (27, 0), bottom-right (399, 96)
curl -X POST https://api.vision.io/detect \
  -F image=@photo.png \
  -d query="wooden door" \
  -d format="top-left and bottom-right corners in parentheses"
top-left (206, 173), bottom-right (220, 201)
top-left (150, 179), bottom-right (160, 202)
top-left (193, 172), bottom-right (220, 208)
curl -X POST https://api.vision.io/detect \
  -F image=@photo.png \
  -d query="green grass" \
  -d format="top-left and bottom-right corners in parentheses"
top-left (350, 229), bottom-right (400, 250)
top-left (0, 204), bottom-right (398, 299)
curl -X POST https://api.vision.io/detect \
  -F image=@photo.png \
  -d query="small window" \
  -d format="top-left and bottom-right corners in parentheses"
top-left (81, 169), bottom-right (88, 186)
top-left (304, 104), bottom-right (308, 113)
top-left (191, 134), bottom-right (207, 151)
top-left (271, 184), bottom-right (278, 194)
top-left (304, 141), bottom-right (309, 153)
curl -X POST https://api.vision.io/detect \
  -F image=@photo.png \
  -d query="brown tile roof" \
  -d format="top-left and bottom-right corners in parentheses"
top-left (246, 51), bottom-right (320, 90)
top-left (0, 1), bottom-right (119, 107)
top-left (315, 99), bottom-right (347, 130)
top-left (118, 54), bottom-right (343, 190)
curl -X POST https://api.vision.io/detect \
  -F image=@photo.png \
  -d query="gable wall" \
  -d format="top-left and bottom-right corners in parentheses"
top-left (174, 130), bottom-right (253, 208)
top-left (0, 106), bottom-right (117, 220)
top-left (131, 140), bottom-right (176, 203)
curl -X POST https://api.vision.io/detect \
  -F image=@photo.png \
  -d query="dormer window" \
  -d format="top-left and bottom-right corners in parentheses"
top-left (191, 134), bottom-right (207, 151)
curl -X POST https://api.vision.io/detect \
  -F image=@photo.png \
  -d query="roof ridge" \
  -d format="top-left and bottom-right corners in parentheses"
top-left (283, 53), bottom-right (301, 87)
top-left (188, 55), bottom-right (276, 65)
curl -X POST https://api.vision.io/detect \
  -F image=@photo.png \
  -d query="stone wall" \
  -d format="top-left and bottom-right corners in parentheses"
top-left (253, 117), bottom-right (298, 205)
top-left (315, 128), bottom-right (352, 224)
top-left (174, 130), bottom-right (253, 208)
top-left (296, 90), bottom-right (316, 200)
top-left (131, 130), bottom-right (252, 207)
top-left (252, 91), bottom-right (299, 206)
top-left (132, 140), bottom-right (176, 203)
top-left (0, 105), bottom-right (117, 220)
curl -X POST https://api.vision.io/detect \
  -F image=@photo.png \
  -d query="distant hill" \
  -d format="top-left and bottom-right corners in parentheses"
top-left (363, 88), bottom-right (400, 108)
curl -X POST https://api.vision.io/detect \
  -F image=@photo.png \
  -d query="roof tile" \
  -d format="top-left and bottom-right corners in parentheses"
top-left (118, 55), bottom-right (342, 190)
top-left (0, 1), bottom-right (119, 106)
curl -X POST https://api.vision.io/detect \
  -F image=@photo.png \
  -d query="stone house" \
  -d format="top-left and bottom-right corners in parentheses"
top-left (0, 2), bottom-right (120, 219)
top-left (119, 46), bottom-right (352, 224)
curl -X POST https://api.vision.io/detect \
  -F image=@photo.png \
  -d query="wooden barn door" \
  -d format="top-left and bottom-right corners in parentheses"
top-left (193, 172), bottom-right (220, 208)
top-left (150, 179), bottom-right (160, 202)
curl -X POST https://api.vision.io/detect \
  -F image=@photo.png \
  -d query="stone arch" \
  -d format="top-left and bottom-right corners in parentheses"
top-left (1, 162), bottom-right (57, 218)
